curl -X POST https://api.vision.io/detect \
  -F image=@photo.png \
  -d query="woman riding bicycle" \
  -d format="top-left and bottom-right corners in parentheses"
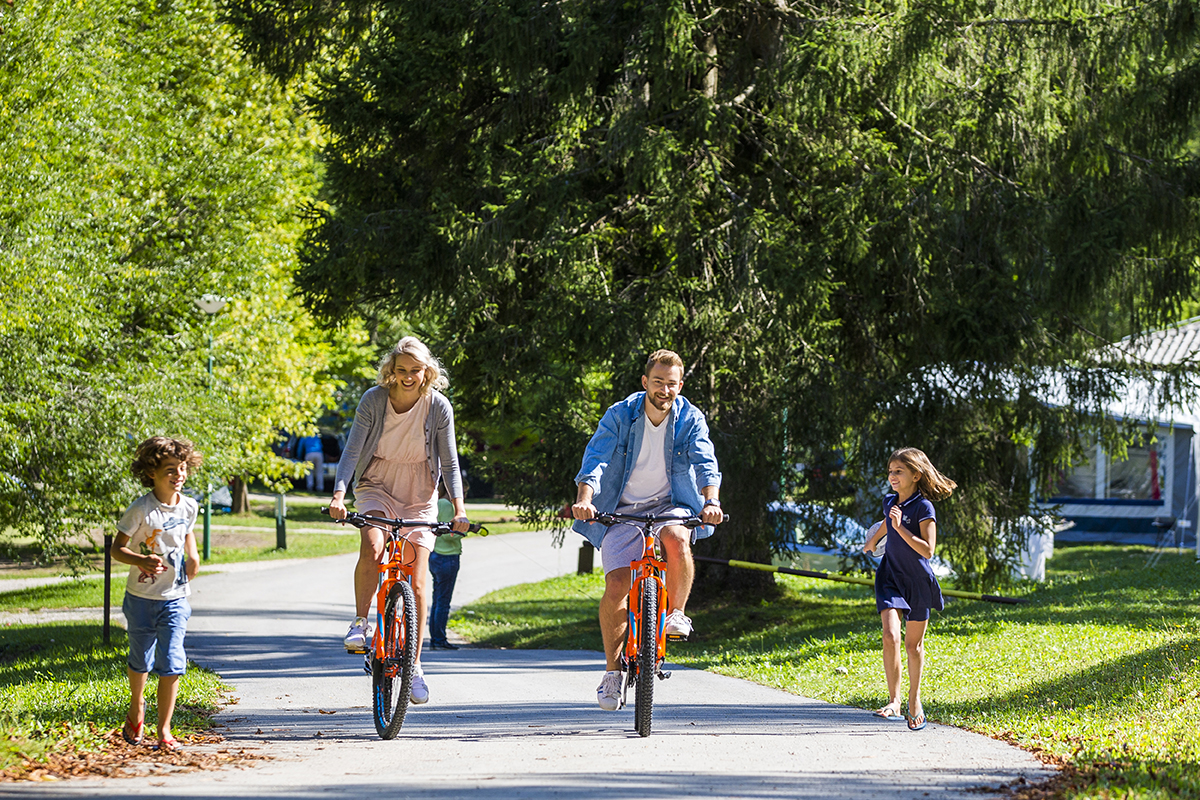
top-left (328, 336), bottom-right (470, 705)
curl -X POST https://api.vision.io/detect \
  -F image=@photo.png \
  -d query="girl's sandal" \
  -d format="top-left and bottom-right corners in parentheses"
top-left (872, 702), bottom-right (905, 721)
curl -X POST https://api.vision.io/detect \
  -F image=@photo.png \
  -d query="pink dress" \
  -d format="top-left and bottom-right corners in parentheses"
top-left (354, 392), bottom-right (438, 550)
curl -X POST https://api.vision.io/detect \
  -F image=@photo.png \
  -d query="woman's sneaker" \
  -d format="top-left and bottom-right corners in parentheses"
top-left (343, 617), bottom-right (369, 652)
top-left (411, 668), bottom-right (430, 704)
top-left (596, 670), bottom-right (623, 711)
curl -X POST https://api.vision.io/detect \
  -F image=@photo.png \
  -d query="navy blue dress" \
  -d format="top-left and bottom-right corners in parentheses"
top-left (874, 491), bottom-right (944, 622)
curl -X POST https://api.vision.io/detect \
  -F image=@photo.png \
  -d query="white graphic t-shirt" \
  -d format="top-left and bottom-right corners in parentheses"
top-left (117, 492), bottom-right (199, 601)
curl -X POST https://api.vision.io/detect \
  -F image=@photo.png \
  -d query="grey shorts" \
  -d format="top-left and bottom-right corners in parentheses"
top-left (599, 500), bottom-right (693, 574)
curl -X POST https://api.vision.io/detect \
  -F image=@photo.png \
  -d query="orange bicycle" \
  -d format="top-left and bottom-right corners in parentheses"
top-left (592, 510), bottom-right (721, 737)
top-left (322, 509), bottom-right (487, 739)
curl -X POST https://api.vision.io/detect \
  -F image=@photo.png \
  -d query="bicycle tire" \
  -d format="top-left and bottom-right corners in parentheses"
top-left (372, 580), bottom-right (417, 739)
top-left (634, 577), bottom-right (657, 737)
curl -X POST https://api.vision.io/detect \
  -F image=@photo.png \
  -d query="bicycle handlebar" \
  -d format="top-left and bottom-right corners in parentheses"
top-left (320, 507), bottom-right (489, 536)
top-left (590, 511), bottom-right (728, 529)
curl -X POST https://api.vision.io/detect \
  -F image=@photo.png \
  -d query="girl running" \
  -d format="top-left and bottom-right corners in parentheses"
top-left (862, 447), bottom-right (956, 731)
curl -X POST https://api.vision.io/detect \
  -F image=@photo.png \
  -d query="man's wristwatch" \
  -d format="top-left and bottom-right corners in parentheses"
top-left (703, 498), bottom-right (721, 508)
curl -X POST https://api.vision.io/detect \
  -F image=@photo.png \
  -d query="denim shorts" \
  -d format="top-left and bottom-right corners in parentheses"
top-left (123, 593), bottom-right (191, 676)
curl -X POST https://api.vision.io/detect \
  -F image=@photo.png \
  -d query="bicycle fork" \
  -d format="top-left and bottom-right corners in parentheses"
top-left (371, 570), bottom-right (408, 673)
top-left (622, 564), bottom-right (671, 704)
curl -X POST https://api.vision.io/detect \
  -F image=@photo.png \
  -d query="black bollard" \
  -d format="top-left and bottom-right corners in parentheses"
top-left (577, 542), bottom-right (594, 575)
top-left (275, 493), bottom-right (287, 550)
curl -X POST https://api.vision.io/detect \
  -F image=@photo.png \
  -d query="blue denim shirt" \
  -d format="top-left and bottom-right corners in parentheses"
top-left (573, 392), bottom-right (722, 547)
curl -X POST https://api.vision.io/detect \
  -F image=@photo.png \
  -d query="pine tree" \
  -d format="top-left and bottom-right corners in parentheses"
top-left (228, 0), bottom-right (1200, 590)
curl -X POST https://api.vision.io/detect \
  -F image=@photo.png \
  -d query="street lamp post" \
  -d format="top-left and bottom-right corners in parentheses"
top-left (195, 293), bottom-right (227, 561)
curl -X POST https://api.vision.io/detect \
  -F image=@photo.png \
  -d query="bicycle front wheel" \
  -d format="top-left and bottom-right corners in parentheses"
top-left (634, 577), bottom-right (657, 737)
top-left (372, 580), bottom-right (417, 739)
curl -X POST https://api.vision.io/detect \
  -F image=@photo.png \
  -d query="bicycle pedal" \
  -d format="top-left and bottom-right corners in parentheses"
top-left (345, 646), bottom-right (367, 655)
top-left (657, 670), bottom-right (672, 680)
top-left (665, 633), bottom-right (690, 642)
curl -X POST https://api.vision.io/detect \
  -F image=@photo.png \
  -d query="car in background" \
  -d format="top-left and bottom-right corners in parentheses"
top-left (768, 501), bottom-right (954, 577)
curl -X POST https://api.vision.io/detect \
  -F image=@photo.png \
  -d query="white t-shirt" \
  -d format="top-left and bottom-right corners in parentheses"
top-left (117, 491), bottom-right (199, 601)
top-left (619, 413), bottom-right (672, 506)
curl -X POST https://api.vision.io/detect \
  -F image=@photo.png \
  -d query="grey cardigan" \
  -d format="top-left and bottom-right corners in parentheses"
top-left (333, 386), bottom-right (464, 500)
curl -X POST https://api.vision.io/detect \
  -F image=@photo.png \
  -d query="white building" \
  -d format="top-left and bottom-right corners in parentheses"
top-left (1042, 318), bottom-right (1200, 553)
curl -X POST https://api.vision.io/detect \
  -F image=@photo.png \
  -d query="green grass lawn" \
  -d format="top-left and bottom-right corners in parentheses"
top-left (454, 545), bottom-right (1200, 799)
top-left (0, 624), bottom-right (228, 775)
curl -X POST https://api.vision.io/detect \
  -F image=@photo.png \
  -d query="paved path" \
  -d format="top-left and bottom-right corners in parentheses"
top-left (3, 530), bottom-right (1052, 799)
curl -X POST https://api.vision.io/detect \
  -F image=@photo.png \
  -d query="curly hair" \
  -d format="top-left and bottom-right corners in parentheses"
top-left (131, 437), bottom-right (203, 488)
top-left (889, 447), bottom-right (957, 501)
top-left (376, 336), bottom-right (449, 394)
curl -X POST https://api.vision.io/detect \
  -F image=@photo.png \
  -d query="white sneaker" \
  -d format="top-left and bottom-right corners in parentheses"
top-left (410, 667), bottom-right (429, 704)
top-left (663, 610), bottom-right (693, 639)
top-left (344, 616), bottom-right (369, 651)
top-left (596, 670), bottom-right (623, 711)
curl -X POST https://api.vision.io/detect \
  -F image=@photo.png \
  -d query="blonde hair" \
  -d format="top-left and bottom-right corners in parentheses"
top-left (131, 437), bottom-right (203, 488)
top-left (644, 349), bottom-right (684, 376)
top-left (889, 447), bottom-right (957, 501)
top-left (377, 336), bottom-right (448, 394)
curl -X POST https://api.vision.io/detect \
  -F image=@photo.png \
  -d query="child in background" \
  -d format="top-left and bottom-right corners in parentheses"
top-left (111, 437), bottom-right (203, 751)
top-left (427, 490), bottom-right (463, 650)
top-left (862, 447), bottom-right (956, 731)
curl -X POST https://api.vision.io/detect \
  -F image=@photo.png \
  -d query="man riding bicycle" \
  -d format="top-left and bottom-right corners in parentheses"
top-left (570, 349), bottom-right (723, 711)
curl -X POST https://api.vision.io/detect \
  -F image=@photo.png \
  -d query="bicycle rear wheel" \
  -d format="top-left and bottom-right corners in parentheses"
top-left (372, 580), bottom-right (416, 739)
top-left (634, 577), bottom-right (657, 737)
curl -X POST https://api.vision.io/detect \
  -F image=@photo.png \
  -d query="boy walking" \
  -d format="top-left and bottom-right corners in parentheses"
top-left (111, 436), bottom-right (203, 751)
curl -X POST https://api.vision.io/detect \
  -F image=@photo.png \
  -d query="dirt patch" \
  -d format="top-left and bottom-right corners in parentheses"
top-left (0, 729), bottom-right (267, 782)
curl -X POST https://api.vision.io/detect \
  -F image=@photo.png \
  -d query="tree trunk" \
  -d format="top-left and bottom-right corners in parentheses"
top-left (693, 404), bottom-right (781, 600)
top-left (231, 477), bottom-right (250, 515)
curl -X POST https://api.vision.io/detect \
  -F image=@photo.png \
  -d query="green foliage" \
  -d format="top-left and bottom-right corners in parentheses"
top-left (0, 0), bottom-right (350, 557)
top-left (461, 545), bottom-right (1200, 798)
top-left (231, 0), bottom-right (1200, 591)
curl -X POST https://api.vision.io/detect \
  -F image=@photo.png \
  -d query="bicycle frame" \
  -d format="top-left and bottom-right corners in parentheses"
top-left (624, 522), bottom-right (669, 674)
top-left (373, 530), bottom-right (419, 669)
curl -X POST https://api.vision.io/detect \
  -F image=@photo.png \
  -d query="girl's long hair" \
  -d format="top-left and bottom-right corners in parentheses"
top-left (376, 336), bottom-right (449, 394)
top-left (889, 447), bottom-right (956, 501)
